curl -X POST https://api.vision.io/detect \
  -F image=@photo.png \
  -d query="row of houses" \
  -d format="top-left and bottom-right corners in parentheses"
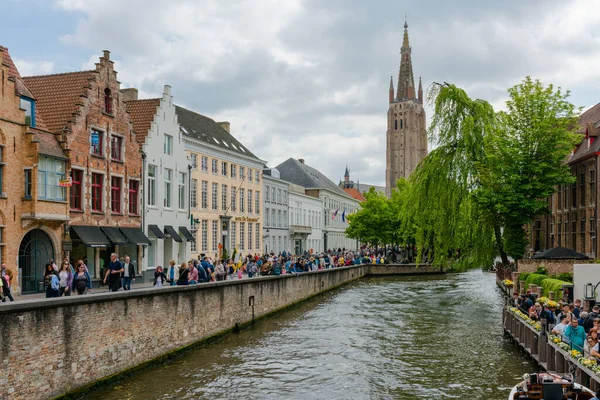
top-left (0, 47), bottom-right (361, 294)
top-left (529, 103), bottom-right (600, 258)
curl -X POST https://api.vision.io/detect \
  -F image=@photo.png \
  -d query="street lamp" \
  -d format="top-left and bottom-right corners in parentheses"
top-left (584, 283), bottom-right (598, 300)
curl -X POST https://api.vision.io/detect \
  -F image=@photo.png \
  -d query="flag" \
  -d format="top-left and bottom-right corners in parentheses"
top-left (332, 209), bottom-right (338, 220)
top-left (342, 208), bottom-right (346, 223)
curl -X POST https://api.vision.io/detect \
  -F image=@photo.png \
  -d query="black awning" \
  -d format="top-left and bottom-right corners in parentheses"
top-left (120, 227), bottom-right (151, 245)
top-left (164, 225), bottom-right (183, 242)
top-left (148, 224), bottom-right (166, 239)
top-left (70, 225), bottom-right (111, 248)
top-left (179, 226), bottom-right (196, 242)
top-left (100, 227), bottom-right (128, 245)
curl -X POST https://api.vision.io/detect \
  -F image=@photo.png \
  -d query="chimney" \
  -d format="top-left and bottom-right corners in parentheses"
top-left (217, 121), bottom-right (230, 133)
top-left (298, 158), bottom-right (305, 164)
top-left (120, 88), bottom-right (138, 102)
top-left (103, 50), bottom-right (111, 60)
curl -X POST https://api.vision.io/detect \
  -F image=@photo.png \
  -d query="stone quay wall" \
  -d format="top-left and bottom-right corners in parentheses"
top-left (517, 258), bottom-right (594, 275)
top-left (0, 264), bottom-right (439, 400)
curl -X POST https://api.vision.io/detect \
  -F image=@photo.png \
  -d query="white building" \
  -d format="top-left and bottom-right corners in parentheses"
top-left (276, 158), bottom-right (360, 252)
top-left (262, 168), bottom-right (289, 254)
top-left (124, 85), bottom-right (193, 280)
top-left (289, 183), bottom-right (324, 254)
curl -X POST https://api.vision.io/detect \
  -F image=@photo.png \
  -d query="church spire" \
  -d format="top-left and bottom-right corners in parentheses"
top-left (396, 20), bottom-right (416, 101)
top-left (418, 76), bottom-right (423, 104)
top-left (389, 76), bottom-right (394, 103)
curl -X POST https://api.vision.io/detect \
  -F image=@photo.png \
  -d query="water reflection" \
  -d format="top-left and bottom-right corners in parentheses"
top-left (84, 270), bottom-right (538, 400)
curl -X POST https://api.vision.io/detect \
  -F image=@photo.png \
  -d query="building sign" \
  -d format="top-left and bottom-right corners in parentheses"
top-left (59, 177), bottom-right (73, 187)
top-left (234, 216), bottom-right (259, 222)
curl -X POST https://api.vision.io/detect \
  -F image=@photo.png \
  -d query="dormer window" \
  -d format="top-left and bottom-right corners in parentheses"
top-left (104, 88), bottom-right (112, 114)
top-left (20, 97), bottom-right (35, 127)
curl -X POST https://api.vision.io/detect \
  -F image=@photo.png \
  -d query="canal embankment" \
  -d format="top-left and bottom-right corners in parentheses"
top-left (0, 263), bottom-right (443, 400)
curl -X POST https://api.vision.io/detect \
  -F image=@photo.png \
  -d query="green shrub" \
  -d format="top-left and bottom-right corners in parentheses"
top-left (519, 272), bottom-right (531, 282)
top-left (525, 273), bottom-right (548, 289)
top-left (550, 272), bottom-right (573, 283)
top-left (536, 266), bottom-right (548, 275)
top-left (540, 278), bottom-right (571, 298)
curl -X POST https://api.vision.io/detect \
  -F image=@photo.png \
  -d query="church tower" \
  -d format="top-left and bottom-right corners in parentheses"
top-left (385, 21), bottom-right (427, 195)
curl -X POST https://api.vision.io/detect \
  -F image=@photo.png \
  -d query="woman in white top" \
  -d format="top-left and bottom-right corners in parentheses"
top-left (58, 261), bottom-right (73, 297)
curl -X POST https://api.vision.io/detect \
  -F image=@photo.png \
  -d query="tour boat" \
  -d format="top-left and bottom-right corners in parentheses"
top-left (509, 372), bottom-right (595, 399)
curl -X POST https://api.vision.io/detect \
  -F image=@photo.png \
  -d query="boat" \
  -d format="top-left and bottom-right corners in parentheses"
top-left (509, 372), bottom-right (596, 399)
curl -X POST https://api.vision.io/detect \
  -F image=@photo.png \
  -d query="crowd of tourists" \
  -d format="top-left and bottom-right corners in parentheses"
top-left (514, 290), bottom-right (600, 359)
top-left (0, 247), bottom-right (397, 302)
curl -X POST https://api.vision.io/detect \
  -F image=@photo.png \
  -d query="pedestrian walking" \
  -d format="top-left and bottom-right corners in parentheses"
top-left (58, 261), bottom-right (73, 296)
top-left (103, 253), bottom-right (124, 292)
top-left (72, 261), bottom-right (92, 295)
top-left (0, 263), bottom-right (15, 302)
top-left (167, 260), bottom-right (179, 286)
top-left (44, 263), bottom-right (60, 298)
top-left (154, 266), bottom-right (167, 287)
top-left (121, 256), bottom-right (136, 290)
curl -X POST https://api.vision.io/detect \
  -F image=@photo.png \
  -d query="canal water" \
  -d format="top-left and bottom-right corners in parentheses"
top-left (84, 270), bottom-right (538, 400)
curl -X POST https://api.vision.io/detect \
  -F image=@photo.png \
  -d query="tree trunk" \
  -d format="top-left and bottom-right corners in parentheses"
top-left (494, 222), bottom-right (510, 266)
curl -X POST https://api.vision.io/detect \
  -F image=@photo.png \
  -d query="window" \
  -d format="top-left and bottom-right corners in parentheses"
top-left (222, 184), bottom-right (228, 211)
top-left (283, 210), bottom-right (288, 228)
top-left (240, 222), bottom-right (245, 250)
top-left (190, 238), bottom-right (197, 253)
top-left (201, 220), bottom-right (208, 252)
top-left (240, 189), bottom-right (245, 212)
top-left (571, 183), bottom-right (577, 209)
top-left (212, 159), bottom-right (218, 174)
top-left (271, 187), bottom-right (276, 203)
top-left (248, 189), bottom-right (253, 213)
top-left (255, 192), bottom-right (260, 214)
top-left (164, 168), bottom-right (172, 208)
top-left (221, 161), bottom-right (228, 176)
top-left (256, 224), bottom-right (260, 251)
top-left (104, 88), bottom-right (112, 114)
top-left (265, 185), bottom-right (270, 202)
top-left (277, 189), bottom-right (282, 203)
top-left (129, 180), bottom-right (139, 215)
top-left (164, 135), bottom-right (173, 155)
top-left (231, 164), bottom-right (237, 178)
top-left (38, 156), bottom-right (66, 201)
top-left (69, 169), bottom-right (83, 209)
top-left (265, 209), bottom-right (270, 227)
top-left (212, 220), bottom-right (218, 252)
top-left (580, 173), bottom-right (586, 207)
top-left (240, 166), bottom-right (245, 180)
top-left (111, 176), bottom-right (122, 213)
top-left (148, 165), bottom-right (157, 206)
top-left (201, 156), bottom-right (208, 172)
top-left (272, 208), bottom-right (276, 227)
top-left (91, 173), bottom-right (103, 211)
top-left (191, 179), bottom-right (198, 208)
top-left (278, 210), bottom-right (282, 227)
top-left (178, 172), bottom-right (186, 209)
top-left (248, 169), bottom-right (253, 182)
top-left (201, 180), bottom-right (208, 209)
top-left (231, 222), bottom-right (237, 250)
top-left (212, 182), bottom-right (218, 210)
top-left (591, 170), bottom-right (596, 206)
top-left (283, 190), bottom-right (287, 205)
top-left (231, 187), bottom-right (237, 211)
top-left (24, 169), bottom-right (33, 199)
top-left (20, 97), bottom-right (35, 127)
top-left (111, 136), bottom-right (123, 161)
top-left (91, 129), bottom-right (103, 156)
top-left (256, 170), bottom-right (260, 183)
top-left (191, 153), bottom-right (198, 170)
top-left (248, 222), bottom-right (253, 250)
top-left (0, 146), bottom-right (3, 194)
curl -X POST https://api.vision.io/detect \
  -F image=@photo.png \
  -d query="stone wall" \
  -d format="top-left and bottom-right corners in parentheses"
top-left (0, 264), bottom-right (442, 399)
top-left (517, 258), bottom-right (593, 275)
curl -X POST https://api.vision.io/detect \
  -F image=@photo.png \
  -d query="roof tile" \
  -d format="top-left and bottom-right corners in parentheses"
top-left (125, 98), bottom-right (160, 144)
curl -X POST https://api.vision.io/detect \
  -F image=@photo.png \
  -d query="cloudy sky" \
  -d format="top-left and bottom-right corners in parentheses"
top-left (3, 0), bottom-right (600, 186)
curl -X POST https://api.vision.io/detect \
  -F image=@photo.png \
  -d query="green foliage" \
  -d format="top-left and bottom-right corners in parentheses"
top-left (540, 278), bottom-right (571, 297)
top-left (550, 272), bottom-right (573, 283)
top-left (231, 248), bottom-right (237, 262)
top-left (519, 272), bottom-right (531, 282)
top-left (525, 273), bottom-right (548, 289)
top-left (535, 266), bottom-right (549, 275)
top-left (222, 249), bottom-right (229, 261)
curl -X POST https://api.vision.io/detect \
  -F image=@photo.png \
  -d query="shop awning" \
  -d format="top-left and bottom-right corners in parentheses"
top-left (148, 224), bottom-right (166, 239)
top-left (120, 227), bottom-right (151, 246)
top-left (164, 225), bottom-right (183, 242)
top-left (70, 225), bottom-right (111, 248)
top-left (100, 227), bottom-right (128, 245)
top-left (179, 226), bottom-right (196, 242)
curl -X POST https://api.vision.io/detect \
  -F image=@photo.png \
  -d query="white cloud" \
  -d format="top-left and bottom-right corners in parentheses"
top-left (12, 59), bottom-right (55, 76)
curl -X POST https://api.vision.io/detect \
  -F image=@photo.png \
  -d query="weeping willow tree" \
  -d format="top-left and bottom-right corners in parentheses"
top-left (408, 83), bottom-right (497, 269)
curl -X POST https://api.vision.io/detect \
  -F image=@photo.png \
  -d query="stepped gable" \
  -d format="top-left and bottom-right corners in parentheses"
top-left (22, 70), bottom-right (97, 133)
top-left (175, 105), bottom-right (260, 160)
top-left (125, 98), bottom-right (161, 144)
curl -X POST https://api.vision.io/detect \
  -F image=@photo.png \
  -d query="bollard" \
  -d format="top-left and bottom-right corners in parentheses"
top-left (549, 291), bottom-right (554, 300)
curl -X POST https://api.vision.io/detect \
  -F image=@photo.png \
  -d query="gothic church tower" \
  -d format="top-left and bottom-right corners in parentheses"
top-left (385, 21), bottom-right (427, 195)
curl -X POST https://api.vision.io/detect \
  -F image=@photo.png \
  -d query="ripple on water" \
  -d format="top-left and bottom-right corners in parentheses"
top-left (82, 270), bottom-right (539, 400)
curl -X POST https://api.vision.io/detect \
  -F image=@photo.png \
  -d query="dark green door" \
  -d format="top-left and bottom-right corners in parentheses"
top-left (19, 229), bottom-right (54, 293)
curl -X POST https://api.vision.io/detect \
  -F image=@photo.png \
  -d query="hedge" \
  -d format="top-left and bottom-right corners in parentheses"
top-left (524, 273), bottom-right (548, 289)
top-left (540, 278), bottom-right (571, 298)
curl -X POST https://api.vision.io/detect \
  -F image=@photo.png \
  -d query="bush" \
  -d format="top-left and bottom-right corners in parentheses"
top-left (540, 278), bottom-right (571, 298)
top-left (554, 272), bottom-right (573, 282)
top-left (519, 272), bottom-right (531, 282)
top-left (536, 266), bottom-right (548, 275)
top-left (525, 273), bottom-right (548, 289)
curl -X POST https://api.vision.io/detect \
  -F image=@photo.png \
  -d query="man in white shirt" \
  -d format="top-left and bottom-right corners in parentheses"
top-left (552, 314), bottom-right (570, 340)
top-left (121, 256), bottom-right (136, 291)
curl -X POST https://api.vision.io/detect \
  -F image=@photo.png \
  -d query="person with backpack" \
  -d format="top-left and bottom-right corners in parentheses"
top-left (584, 305), bottom-right (600, 333)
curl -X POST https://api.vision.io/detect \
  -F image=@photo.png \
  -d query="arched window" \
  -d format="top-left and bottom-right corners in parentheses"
top-left (394, 120), bottom-right (398, 130)
top-left (104, 88), bottom-right (112, 114)
top-left (400, 119), bottom-right (403, 129)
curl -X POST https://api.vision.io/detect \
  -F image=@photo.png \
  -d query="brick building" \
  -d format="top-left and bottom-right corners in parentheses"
top-left (529, 103), bottom-right (600, 258)
top-left (0, 47), bottom-right (69, 294)
top-left (22, 50), bottom-right (148, 284)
